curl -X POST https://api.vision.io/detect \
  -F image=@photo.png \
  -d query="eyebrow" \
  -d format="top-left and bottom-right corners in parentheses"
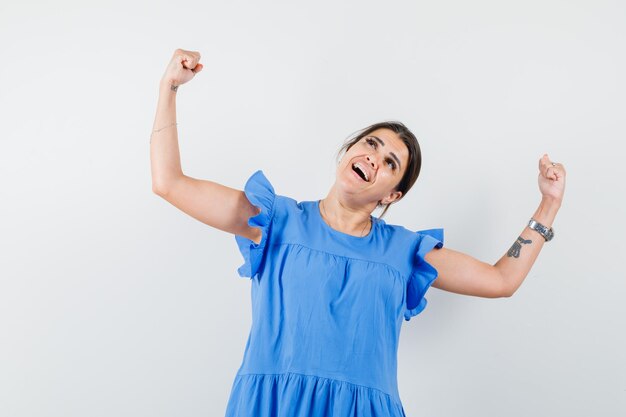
top-left (370, 136), bottom-right (402, 171)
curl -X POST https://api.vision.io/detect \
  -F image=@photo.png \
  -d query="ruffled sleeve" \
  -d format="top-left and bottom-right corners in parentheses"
top-left (234, 170), bottom-right (276, 279)
top-left (404, 228), bottom-right (444, 321)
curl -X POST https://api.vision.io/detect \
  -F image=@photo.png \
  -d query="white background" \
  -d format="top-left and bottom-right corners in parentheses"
top-left (1, 1), bottom-right (625, 416)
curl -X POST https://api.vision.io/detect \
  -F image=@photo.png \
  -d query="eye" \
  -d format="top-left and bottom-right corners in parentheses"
top-left (386, 158), bottom-right (396, 170)
top-left (365, 137), bottom-right (377, 148)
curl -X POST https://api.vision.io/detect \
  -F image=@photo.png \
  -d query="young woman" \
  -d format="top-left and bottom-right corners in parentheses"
top-left (150, 49), bottom-right (566, 417)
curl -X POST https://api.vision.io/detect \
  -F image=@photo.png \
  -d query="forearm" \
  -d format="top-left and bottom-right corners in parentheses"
top-left (494, 197), bottom-right (561, 296)
top-left (150, 81), bottom-right (183, 193)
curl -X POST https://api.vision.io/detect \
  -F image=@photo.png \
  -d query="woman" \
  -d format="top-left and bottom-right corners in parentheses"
top-left (150, 49), bottom-right (566, 417)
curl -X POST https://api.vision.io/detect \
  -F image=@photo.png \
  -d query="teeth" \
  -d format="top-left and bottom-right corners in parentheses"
top-left (353, 162), bottom-right (369, 181)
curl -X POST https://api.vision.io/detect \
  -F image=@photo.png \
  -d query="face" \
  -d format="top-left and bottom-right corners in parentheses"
top-left (335, 128), bottom-right (410, 206)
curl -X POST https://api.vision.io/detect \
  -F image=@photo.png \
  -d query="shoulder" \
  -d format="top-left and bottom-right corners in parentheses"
top-left (377, 220), bottom-right (445, 260)
top-left (377, 219), bottom-right (425, 245)
top-left (241, 170), bottom-right (299, 218)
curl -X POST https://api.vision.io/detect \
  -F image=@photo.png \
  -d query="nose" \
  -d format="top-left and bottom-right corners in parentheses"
top-left (366, 155), bottom-right (377, 169)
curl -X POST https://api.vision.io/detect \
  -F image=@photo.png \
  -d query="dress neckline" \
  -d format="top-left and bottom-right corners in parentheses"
top-left (314, 200), bottom-right (377, 241)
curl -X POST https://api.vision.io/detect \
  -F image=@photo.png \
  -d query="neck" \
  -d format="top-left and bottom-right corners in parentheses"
top-left (319, 192), bottom-right (373, 237)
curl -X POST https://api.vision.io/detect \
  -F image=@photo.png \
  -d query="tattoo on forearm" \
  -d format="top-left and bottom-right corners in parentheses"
top-left (507, 236), bottom-right (532, 258)
top-left (170, 84), bottom-right (178, 92)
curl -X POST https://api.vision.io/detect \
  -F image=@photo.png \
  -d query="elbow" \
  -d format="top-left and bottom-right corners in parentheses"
top-left (498, 274), bottom-right (516, 298)
top-left (152, 176), bottom-right (177, 196)
top-left (500, 282), bottom-right (516, 298)
top-left (152, 173), bottom-right (183, 197)
top-left (152, 181), bottom-right (169, 197)
top-left (501, 289), bottom-right (514, 298)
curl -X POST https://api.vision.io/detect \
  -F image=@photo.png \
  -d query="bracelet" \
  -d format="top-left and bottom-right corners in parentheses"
top-left (152, 122), bottom-right (177, 133)
top-left (527, 218), bottom-right (554, 242)
top-left (150, 122), bottom-right (177, 142)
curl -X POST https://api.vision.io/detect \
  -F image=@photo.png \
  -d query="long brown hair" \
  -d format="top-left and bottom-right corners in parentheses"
top-left (336, 121), bottom-right (422, 219)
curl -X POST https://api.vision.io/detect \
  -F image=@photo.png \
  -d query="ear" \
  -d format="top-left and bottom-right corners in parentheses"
top-left (381, 190), bottom-right (403, 205)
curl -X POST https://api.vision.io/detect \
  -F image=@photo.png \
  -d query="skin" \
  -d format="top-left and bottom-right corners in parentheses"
top-left (320, 129), bottom-right (567, 299)
top-left (152, 48), bottom-right (567, 300)
top-left (426, 154), bottom-right (564, 298)
top-left (319, 128), bottom-right (409, 237)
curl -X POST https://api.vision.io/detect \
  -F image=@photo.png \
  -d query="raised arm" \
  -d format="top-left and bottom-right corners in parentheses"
top-left (150, 49), bottom-right (261, 244)
top-left (427, 155), bottom-right (566, 298)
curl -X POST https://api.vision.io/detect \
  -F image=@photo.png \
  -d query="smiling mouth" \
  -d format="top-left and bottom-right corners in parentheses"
top-left (352, 163), bottom-right (369, 182)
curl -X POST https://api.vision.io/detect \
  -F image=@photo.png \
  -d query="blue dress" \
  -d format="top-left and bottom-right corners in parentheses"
top-left (225, 170), bottom-right (444, 417)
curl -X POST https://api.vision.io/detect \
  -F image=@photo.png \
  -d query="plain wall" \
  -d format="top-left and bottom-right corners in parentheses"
top-left (1, 1), bottom-right (624, 416)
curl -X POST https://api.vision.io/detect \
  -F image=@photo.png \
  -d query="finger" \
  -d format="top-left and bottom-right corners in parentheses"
top-left (539, 154), bottom-right (551, 174)
top-left (546, 162), bottom-right (561, 178)
top-left (545, 164), bottom-right (552, 178)
top-left (539, 153), bottom-right (550, 170)
top-left (191, 63), bottom-right (203, 73)
top-left (175, 54), bottom-right (188, 69)
top-left (187, 51), bottom-right (201, 65)
top-left (177, 52), bottom-right (198, 68)
top-left (553, 165), bottom-right (566, 179)
top-left (545, 162), bottom-right (557, 179)
top-left (546, 165), bottom-right (564, 181)
top-left (182, 56), bottom-right (197, 69)
top-left (540, 154), bottom-right (562, 177)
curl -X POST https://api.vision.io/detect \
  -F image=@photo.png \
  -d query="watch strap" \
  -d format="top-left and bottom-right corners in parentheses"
top-left (528, 218), bottom-right (554, 242)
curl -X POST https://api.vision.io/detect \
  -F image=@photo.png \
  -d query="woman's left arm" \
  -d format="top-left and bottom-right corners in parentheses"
top-left (426, 154), bottom-right (566, 298)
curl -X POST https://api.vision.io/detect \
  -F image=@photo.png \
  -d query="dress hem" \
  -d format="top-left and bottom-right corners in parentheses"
top-left (236, 371), bottom-right (401, 406)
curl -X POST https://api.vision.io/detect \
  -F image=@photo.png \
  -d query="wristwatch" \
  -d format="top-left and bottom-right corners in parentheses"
top-left (528, 218), bottom-right (554, 242)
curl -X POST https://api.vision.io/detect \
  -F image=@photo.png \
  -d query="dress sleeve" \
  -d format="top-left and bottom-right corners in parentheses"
top-left (234, 170), bottom-right (276, 279)
top-left (404, 228), bottom-right (444, 321)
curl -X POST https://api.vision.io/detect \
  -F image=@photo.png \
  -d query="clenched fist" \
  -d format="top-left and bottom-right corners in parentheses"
top-left (160, 49), bottom-right (203, 89)
top-left (538, 154), bottom-right (566, 205)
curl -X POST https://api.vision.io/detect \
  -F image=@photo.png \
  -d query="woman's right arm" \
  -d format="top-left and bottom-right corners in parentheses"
top-left (150, 49), bottom-right (262, 244)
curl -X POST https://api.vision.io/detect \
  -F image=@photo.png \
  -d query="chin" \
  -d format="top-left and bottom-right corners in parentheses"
top-left (335, 166), bottom-right (360, 191)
